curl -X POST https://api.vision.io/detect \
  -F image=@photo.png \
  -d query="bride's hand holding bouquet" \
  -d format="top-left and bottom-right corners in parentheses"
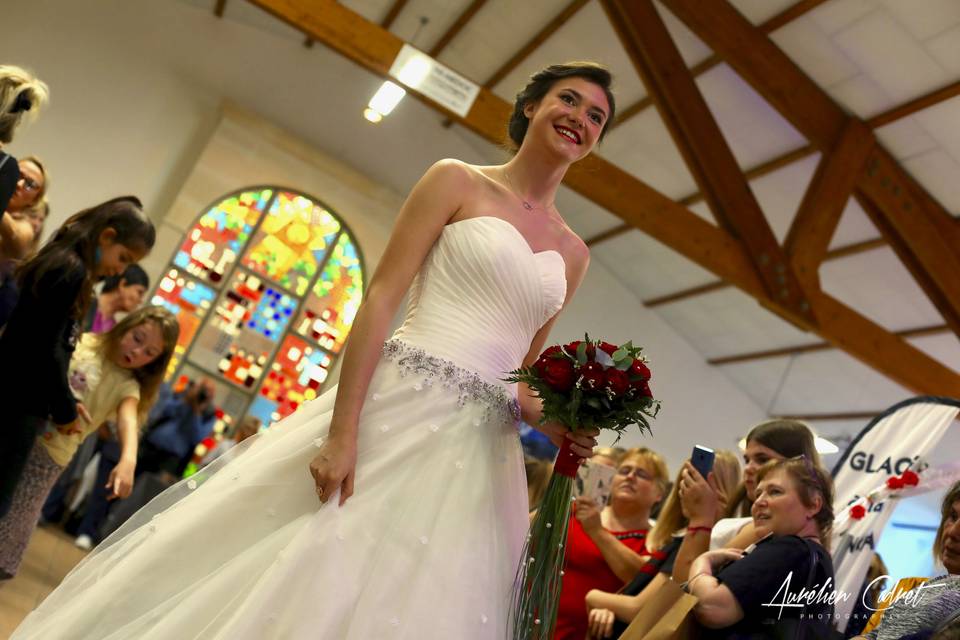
top-left (505, 335), bottom-right (659, 638)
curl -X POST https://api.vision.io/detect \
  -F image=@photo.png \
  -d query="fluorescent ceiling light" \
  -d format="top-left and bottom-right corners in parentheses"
top-left (366, 81), bottom-right (406, 121)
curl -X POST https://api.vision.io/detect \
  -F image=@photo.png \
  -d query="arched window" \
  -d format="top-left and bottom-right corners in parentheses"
top-left (151, 187), bottom-right (364, 431)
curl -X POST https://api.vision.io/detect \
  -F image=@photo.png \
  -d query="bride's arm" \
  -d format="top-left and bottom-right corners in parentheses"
top-left (517, 241), bottom-right (595, 457)
top-left (311, 160), bottom-right (474, 505)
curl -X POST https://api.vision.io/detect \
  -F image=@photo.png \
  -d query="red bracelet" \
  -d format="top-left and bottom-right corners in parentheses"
top-left (686, 526), bottom-right (713, 535)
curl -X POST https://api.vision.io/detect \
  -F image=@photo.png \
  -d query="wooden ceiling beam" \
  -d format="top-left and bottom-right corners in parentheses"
top-left (380, 0), bottom-right (409, 29)
top-left (484, 0), bottom-right (590, 88)
top-left (662, 0), bottom-right (846, 150)
top-left (784, 119), bottom-right (873, 289)
top-left (248, 0), bottom-right (765, 296)
top-left (867, 79), bottom-right (960, 129)
top-left (809, 292), bottom-right (960, 396)
top-left (428, 0), bottom-right (488, 58)
top-left (612, 0), bottom-right (828, 130)
top-left (708, 323), bottom-right (950, 365)
top-left (247, 0), bottom-right (960, 396)
top-left (602, 0), bottom-right (813, 321)
top-left (856, 190), bottom-right (960, 338)
top-left (585, 143), bottom-right (817, 246)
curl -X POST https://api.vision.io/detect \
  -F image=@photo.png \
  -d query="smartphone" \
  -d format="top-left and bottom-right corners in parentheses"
top-left (691, 445), bottom-right (715, 479)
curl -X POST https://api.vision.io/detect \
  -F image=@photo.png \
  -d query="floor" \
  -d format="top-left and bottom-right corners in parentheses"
top-left (0, 526), bottom-right (88, 637)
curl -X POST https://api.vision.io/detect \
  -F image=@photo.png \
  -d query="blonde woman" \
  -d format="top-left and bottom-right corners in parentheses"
top-left (0, 66), bottom-right (48, 215)
top-left (555, 447), bottom-right (670, 639)
top-left (585, 450), bottom-right (741, 639)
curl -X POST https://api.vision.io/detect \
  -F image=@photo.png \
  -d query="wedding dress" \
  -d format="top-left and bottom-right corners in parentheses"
top-left (13, 215), bottom-right (567, 639)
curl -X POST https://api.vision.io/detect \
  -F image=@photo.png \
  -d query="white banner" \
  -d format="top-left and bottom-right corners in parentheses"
top-left (830, 396), bottom-right (960, 631)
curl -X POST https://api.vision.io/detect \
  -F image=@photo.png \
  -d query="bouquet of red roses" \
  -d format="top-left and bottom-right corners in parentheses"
top-left (504, 336), bottom-right (659, 638)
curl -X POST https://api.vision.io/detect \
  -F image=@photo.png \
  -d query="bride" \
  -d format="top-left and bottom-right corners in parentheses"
top-left (14, 61), bottom-right (616, 639)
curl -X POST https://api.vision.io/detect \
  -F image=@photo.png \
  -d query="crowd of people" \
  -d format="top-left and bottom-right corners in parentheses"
top-left (1, 56), bottom-right (957, 639)
top-left (525, 419), bottom-right (960, 639)
top-left (0, 64), bottom-right (232, 575)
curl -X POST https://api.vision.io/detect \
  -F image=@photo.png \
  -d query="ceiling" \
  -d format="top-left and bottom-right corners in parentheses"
top-left (173, 0), bottom-right (960, 450)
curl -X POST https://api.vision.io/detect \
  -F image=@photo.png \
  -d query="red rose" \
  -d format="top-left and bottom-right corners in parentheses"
top-left (886, 476), bottom-right (904, 490)
top-left (581, 362), bottom-right (604, 375)
top-left (901, 470), bottom-right (919, 486)
top-left (580, 367), bottom-right (605, 392)
top-left (565, 341), bottom-right (596, 361)
top-left (849, 504), bottom-right (866, 520)
top-left (533, 356), bottom-right (550, 377)
top-left (542, 358), bottom-right (576, 392)
top-left (630, 360), bottom-right (651, 382)
top-left (599, 341), bottom-right (619, 356)
top-left (540, 345), bottom-right (563, 359)
top-left (604, 368), bottom-right (630, 396)
top-left (631, 381), bottom-right (652, 399)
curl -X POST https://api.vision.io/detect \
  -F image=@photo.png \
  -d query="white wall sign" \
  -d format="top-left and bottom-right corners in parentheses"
top-left (389, 44), bottom-right (480, 118)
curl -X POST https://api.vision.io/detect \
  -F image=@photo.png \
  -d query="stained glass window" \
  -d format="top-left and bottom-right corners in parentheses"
top-left (151, 187), bottom-right (364, 431)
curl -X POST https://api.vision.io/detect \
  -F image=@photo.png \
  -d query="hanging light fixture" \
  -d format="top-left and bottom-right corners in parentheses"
top-left (363, 16), bottom-right (430, 124)
top-left (364, 81), bottom-right (405, 123)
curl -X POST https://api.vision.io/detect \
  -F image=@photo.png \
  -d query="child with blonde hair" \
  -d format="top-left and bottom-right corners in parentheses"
top-left (0, 306), bottom-right (179, 578)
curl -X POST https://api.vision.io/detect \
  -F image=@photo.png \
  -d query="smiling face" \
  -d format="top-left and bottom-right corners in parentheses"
top-left (941, 499), bottom-right (960, 574)
top-left (114, 320), bottom-right (164, 370)
top-left (743, 440), bottom-right (786, 501)
top-left (8, 160), bottom-right (43, 211)
top-left (522, 77), bottom-right (610, 163)
top-left (751, 469), bottom-right (821, 539)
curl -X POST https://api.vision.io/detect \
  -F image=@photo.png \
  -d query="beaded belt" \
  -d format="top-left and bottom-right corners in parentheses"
top-left (381, 339), bottom-right (521, 425)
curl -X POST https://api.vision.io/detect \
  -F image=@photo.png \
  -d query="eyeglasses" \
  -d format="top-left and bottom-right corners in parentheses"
top-left (616, 465), bottom-right (653, 481)
top-left (21, 177), bottom-right (39, 193)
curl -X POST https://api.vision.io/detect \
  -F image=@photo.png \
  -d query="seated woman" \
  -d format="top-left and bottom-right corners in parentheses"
top-left (855, 480), bottom-right (960, 640)
top-left (553, 447), bottom-right (669, 640)
top-left (668, 419), bottom-right (822, 586)
top-left (689, 456), bottom-right (835, 639)
top-left (584, 450), bottom-right (741, 639)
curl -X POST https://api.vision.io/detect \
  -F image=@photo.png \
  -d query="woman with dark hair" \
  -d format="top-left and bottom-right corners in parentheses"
top-left (854, 481), bottom-right (960, 640)
top-left (689, 457), bottom-right (836, 639)
top-left (86, 263), bottom-right (150, 333)
top-left (14, 62), bottom-right (614, 638)
top-left (0, 196), bottom-right (155, 517)
top-left (668, 419), bottom-right (821, 587)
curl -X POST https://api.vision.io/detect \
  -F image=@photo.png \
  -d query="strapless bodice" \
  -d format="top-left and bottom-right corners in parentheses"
top-left (391, 216), bottom-right (567, 388)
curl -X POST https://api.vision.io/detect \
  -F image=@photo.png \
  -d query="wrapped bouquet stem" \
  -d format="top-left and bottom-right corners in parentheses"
top-left (505, 336), bottom-right (659, 638)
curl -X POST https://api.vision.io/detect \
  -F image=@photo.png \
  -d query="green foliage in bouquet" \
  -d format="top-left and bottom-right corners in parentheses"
top-left (504, 335), bottom-right (660, 439)
top-left (505, 335), bottom-right (660, 638)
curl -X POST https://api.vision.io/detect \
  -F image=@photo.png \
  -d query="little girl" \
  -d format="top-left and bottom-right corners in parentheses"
top-left (0, 305), bottom-right (179, 578)
top-left (0, 196), bottom-right (155, 516)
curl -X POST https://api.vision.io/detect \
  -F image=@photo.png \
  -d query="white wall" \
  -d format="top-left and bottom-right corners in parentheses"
top-left (0, 0), bottom-right (767, 473)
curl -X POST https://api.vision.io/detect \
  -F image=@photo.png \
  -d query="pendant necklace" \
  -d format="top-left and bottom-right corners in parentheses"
top-left (503, 168), bottom-right (553, 214)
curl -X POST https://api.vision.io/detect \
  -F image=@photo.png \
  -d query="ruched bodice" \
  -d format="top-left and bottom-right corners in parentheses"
top-left (392, 216), bottom-right (567, 387)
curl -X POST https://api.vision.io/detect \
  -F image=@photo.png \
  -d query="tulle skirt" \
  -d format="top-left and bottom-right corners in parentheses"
top-left (13, 342), bottom-right (528, 639)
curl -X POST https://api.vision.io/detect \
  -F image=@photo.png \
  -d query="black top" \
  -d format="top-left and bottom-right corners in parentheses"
top-left (705, 535), bottom-right (835, 640)
top-left (0, 258), bottom-right (86, 424)
top-left (0, 260), bottom-right (17, 329)
top-left (0, 152), bottom-right (19, 214)
top-left (611, 536), bottom-right (684, 637)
